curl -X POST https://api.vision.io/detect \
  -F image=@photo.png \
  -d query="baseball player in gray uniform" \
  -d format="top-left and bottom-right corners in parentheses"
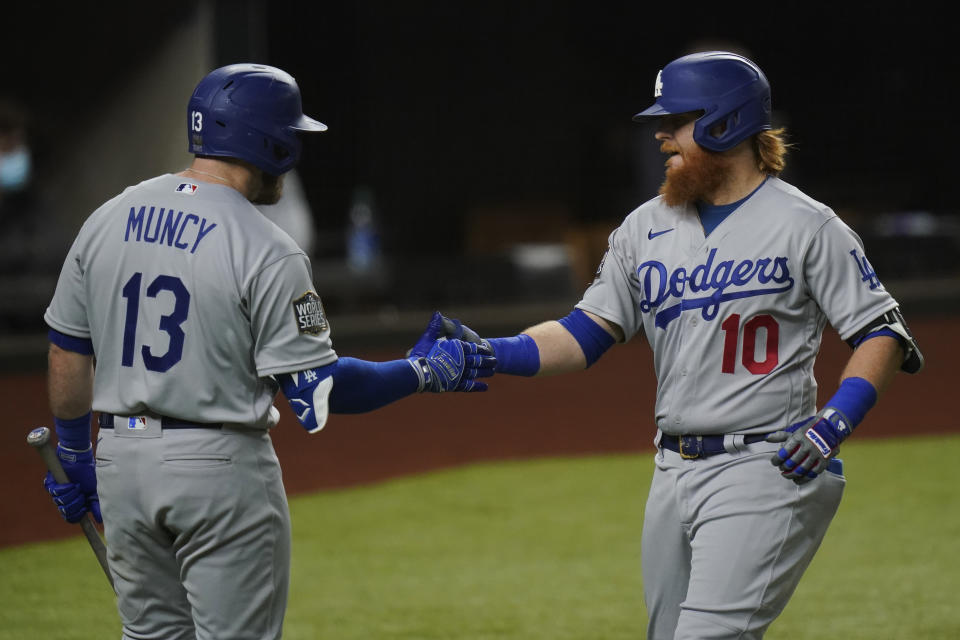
top-left (41, 63), bottom-right (494, 640)
top-left (463, 51), bottom-right (923, 638)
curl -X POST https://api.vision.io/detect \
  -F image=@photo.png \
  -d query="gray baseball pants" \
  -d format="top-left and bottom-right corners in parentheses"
top-left (642, 436), bottom-right (845, 639)
top-left (95, 419), bottom-right (291, 640)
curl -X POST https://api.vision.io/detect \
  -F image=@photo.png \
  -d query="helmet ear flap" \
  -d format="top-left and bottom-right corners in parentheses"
top-left (718, 111), bottom-right (741, 141)
top-left (273, 142), bottom-right (292, 164)
top-left (693, 108), bottom-right (741, 151)
top-left (710, 113), bottom-right (736, 140)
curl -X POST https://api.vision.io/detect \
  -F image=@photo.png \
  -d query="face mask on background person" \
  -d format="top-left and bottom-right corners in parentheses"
top-left (0, 145), bottom-right (32, 192)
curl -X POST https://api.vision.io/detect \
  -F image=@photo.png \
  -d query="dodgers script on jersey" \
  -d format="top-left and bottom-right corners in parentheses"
top-left (578, 177), bottom-right (898, 436)
top-left (44, 175), bottom-right (337, 427)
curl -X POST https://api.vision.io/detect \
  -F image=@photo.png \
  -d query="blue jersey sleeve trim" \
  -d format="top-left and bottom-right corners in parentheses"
top-left (48, 329), bottom-right (94, 355)
top-left (557, 308), bottom-right (615, 367)
top-left (851, 327), bottom-right (904, 349)
top-left (487, 334), bottom-right (540, 376)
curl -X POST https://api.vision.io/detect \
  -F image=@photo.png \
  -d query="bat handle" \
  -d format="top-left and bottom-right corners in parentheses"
top-left (78, 518), bottom-right (112, 588)
top-left (28, 427), bottom-right (115, 589)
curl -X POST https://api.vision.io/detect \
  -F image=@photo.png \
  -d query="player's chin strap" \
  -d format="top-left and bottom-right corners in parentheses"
top-left (845, 307), bottom-right (924, 374)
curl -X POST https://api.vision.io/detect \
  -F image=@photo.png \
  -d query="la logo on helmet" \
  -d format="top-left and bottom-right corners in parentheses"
top-left (654, 70), bottom-right (663, 97)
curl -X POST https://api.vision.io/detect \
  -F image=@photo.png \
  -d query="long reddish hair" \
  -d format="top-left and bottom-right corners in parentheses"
top-left (755, 128), bottom-right (790, 176)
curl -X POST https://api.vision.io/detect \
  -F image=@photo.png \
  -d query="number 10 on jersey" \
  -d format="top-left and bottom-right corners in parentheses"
top-left (720, 313), bottom-right (779, 374)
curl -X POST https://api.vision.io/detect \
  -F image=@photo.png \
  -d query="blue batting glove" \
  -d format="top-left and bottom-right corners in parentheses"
top-left (414, 338), bottom-right (497, 393)
top-left (43, 474), bottom-right (88, 523)
top-left (767, 409), bottom-right (851, 484)
top-left (42, 443), bottom-right (102, 523)
top-left (408, 311), bottom-right (489, 358)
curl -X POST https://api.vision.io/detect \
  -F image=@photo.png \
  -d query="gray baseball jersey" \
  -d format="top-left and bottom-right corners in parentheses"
top-left (578, 176), bottom-right (898, 436)
top-left (45, 174), bottom-right (337, 428)
top-left (45, 174), bottom-right (338, 638)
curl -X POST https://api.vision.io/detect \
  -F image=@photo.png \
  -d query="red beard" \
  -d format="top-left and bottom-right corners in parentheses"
top-left (252, 173), bottom-right (285, 205)
top-left (658, 143), bottom-right (733, 207)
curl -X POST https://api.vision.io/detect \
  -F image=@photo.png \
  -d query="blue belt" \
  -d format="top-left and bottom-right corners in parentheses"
top-left (660, 433), bottom-right (770, 459)
top-left (660, 432), bottom-right (845, 475)
top-left (98, 413), bottom-right (222, 430)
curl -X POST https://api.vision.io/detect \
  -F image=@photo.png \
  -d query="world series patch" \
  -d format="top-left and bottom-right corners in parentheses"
top-left (292, 291), bottom-right (328, 336)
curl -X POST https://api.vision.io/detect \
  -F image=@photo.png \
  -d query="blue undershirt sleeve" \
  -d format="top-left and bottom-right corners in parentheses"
top-left (277, 357), bottom-right (422, 430)
top-left (557, 308), bottom-right (616, 367)
top-left (327, 357), bottom-right (421, 413)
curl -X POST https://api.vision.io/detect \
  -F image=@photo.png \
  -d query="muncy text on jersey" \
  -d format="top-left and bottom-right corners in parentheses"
top-left (124, 206), bottom-right (217, 254)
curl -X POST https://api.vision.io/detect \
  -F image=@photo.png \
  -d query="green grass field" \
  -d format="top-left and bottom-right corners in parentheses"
top-left (2, 435), bottom-right (958, 639)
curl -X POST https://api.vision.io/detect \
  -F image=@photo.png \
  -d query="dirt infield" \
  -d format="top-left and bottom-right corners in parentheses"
top-left (3, 315), bottom-right (954, 548)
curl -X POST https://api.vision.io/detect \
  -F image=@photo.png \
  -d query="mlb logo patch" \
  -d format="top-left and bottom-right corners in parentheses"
top-left (126, 416), bottom-right (148, 431)
top-left (176, 182), bottom-right (199, 194)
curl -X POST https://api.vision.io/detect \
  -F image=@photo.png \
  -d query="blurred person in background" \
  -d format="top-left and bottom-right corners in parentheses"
top-left (0, 98), bottom-right (68, 330)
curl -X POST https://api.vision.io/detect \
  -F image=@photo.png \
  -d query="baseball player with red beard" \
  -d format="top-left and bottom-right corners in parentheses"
top-left (465, 51), bottom-right (923, 638)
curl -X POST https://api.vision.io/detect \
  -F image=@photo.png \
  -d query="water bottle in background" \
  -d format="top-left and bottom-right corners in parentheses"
top-left (346, 186), bottom-right (382, 273)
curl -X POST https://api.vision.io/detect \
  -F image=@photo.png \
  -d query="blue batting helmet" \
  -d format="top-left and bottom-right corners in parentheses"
top-left (632, 51), bottom-right (771, 152)
top-left (187, 63), bottom-right (327, 176)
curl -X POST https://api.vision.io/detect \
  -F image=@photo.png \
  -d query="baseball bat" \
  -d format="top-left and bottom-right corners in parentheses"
top-left (27, 426), bottom-right (114, 589)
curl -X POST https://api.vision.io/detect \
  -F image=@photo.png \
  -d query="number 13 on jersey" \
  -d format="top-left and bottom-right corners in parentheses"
top-left (121, 272), bottom-right (191, 373)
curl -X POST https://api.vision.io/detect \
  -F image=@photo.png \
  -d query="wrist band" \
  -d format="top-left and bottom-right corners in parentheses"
top-left (823, 376), bottom-right (878, 431)
top-left (55, 412), bottom-right (92, 450)
top-left (487, 334), bottom-right (540, 376)
top-left (408, 357), bottom-right (430, 393)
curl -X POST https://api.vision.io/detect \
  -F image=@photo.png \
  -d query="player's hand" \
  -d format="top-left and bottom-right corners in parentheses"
top-left (407, 311), bottom-right (490, 358)
top-left (416, 338), bottom-right (497, 392)
top-left (767, 411), bottom-right (847, 484)
top-left (42, 443), bottom-right (102, 523)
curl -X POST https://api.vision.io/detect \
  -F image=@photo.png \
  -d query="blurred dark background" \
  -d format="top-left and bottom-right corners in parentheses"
top-left (1, 1), bottom-right (957, 363)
